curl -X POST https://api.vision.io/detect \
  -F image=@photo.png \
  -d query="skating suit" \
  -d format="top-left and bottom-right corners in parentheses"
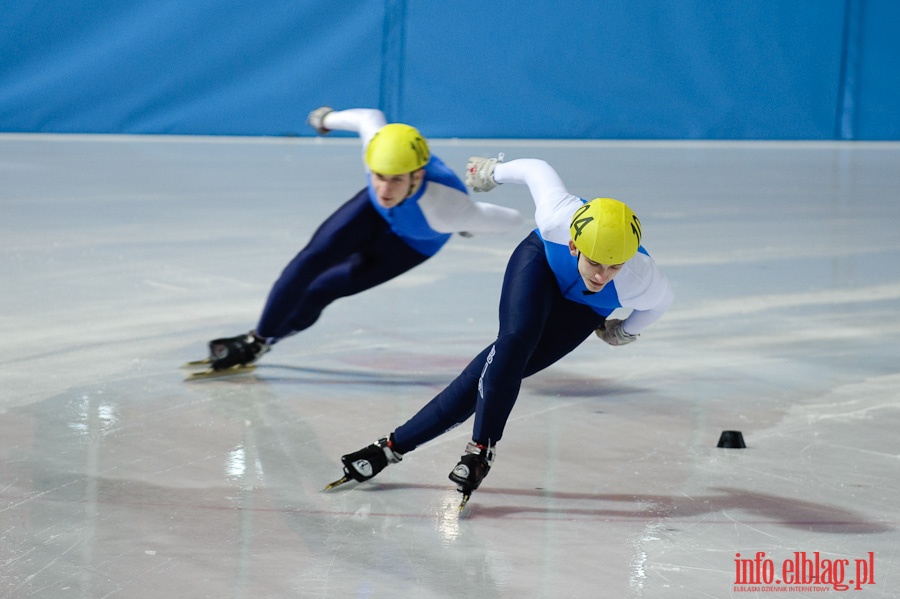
top-left (392, 159), bottom-right (673, 452)
top-left (254, 108), bottom-right (521, 341)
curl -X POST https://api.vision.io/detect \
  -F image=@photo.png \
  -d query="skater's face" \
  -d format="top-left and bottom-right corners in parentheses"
top-left (568, 240), bottom-right (624, 292)
top-left (370, 169), bottom-right (425, 208)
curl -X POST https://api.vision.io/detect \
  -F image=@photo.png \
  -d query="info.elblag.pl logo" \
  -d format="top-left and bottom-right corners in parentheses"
top-left (733, 551), bottom-right (876, 592)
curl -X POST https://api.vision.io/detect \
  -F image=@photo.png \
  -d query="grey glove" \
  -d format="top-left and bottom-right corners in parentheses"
top-left (595, 319), bottom-right (638, 346)
top-left (465, 154), bottom-right (503, 192)
top-left (307, 106), bottom-right (334, 134)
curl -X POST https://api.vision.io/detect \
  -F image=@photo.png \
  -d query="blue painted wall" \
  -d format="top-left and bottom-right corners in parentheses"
top-left (1, 0), bottom-right (897, 139)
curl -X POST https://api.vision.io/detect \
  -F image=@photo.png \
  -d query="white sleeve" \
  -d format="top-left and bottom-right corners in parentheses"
top-left (619, 259), bottom-right (675, 335)
top-left (418, 184), bottom-right (522, 234)
top-left (622, 287), bottom-right (674, 334)
top-left (321, 108), bottom-right (387, 154)
top-left (492, 158), bottom-right (582, 243)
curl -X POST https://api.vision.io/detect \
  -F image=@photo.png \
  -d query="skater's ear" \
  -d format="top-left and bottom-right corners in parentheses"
top-left (410, 167), bottom-right (426, 188)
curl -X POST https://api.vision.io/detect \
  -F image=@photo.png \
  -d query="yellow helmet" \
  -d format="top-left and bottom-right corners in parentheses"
top-left (365, 123), bottom-right (430, 175)
top-left (569, 198), bottom-right (642, 264)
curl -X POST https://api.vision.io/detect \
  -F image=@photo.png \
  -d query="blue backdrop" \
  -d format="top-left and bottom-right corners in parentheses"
top-left (2, 0), bottom-right (898, 139)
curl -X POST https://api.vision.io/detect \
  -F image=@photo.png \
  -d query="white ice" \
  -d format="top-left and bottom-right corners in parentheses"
top-left (2, 135), bottom-right (899, 598)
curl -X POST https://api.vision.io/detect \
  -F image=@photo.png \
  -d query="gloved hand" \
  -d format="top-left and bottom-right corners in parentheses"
top-left (465, 155), bottom-right (503, 192)
top-left (307, 106), bottom-right (334, 134)
top-left (595, 319), bottom-right (638, 346)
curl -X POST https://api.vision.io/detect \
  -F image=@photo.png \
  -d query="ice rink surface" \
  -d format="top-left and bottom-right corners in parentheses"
top-left (2, 134), bottom-right (900, 598)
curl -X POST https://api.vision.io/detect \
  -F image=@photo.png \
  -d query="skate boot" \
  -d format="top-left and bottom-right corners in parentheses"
top-left (448, 441), bottom-right (496, 511)
top-left (324, 435), bottom-right (403, 490)
top-left (208, 331), bottom-right (270, 371)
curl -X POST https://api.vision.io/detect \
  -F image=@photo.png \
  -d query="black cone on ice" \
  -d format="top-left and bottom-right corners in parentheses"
top-left (717, 430), bottom-right (746, 448)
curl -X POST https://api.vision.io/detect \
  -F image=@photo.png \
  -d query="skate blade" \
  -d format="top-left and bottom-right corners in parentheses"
top-left (182, 358), bottom-right (213, 368)
top-left (323, 475), bottom-right (351, 491)
top-left (184, 364), bottom-right (257, 380)
top-left (458, 492), bottom-right (471, 513)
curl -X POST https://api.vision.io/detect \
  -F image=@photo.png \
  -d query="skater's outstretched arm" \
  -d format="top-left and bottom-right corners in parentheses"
top-left (307, 107), bottom-right (388, 157)
top-left (467, 157), bottom-right (579, 241)
top-left (417, 184), bottom-right (522, 234)
top-left (492, 159), bottom-right (580, 236)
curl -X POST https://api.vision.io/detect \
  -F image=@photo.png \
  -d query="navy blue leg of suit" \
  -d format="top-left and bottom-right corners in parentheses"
top-left (256, 189), bottom-right (430, 341)
top-left (392, 232), bottom-right (606, 454)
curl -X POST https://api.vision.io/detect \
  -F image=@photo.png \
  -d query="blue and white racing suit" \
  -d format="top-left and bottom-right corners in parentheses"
top-left (391, 159), bottom-right (674, 452)
top-left (255, 109), bottom-right (522, 341)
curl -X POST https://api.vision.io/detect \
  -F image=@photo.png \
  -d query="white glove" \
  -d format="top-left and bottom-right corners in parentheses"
top-left (307, 106), bottom-right (334, 134)
top-left (465, 154), bottom-right (503, 192)
top-left (595, 319), bottom-right (638, 346)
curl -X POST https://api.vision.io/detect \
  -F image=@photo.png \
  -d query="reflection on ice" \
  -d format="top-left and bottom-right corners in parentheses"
top-left (67, 392), bottom-right (118, 435)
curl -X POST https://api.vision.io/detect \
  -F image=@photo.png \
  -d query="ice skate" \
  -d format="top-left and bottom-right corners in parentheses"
top-left (209, 332), bottom-right (270, 369)
top-left (448, 441), bottom-right (496, 511)
top-left (184, 332), bottom-right (270, 380)
top-left (324, 435), bottom-right (403, 490)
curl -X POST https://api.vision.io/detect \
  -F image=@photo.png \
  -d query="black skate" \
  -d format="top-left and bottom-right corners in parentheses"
top-left (324, 435), bottom-right (403, 490)
top-left (183, 332), bottom-right (270, 380)
top-left (449, 441), bottom-right (496, 511)
top-left (209, 332), bottom-right (270, 370)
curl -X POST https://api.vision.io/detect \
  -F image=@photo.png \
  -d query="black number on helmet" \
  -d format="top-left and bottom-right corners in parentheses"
top-left (570, 204), bottom-right (593, 241)
top-left (630, 215), bottom-right (642, 243)
top-left (410, 137), bottom-right (428, 164)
